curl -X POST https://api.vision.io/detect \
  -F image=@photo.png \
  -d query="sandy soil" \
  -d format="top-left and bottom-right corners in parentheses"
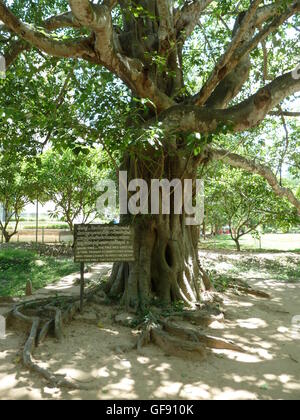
top-left (0, 251), bottom-right (299, 400)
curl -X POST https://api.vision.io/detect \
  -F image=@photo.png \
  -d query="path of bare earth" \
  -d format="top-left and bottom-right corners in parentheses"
top-left (0, 251), bottom-right (299, 400)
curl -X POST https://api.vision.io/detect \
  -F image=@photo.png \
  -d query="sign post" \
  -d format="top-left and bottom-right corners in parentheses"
top-left (80, 262), bottom-right (85, 313)
top-left (36, 198), bottom-right (39, 247)
top-left (74, 224), bottom-right (135, 312)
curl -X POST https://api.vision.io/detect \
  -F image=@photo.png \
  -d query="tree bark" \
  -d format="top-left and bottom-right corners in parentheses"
top-left (233, 238), bottom-right (241, 252)
top-left (1, 227), bottom-right (15, 243)
top-left (105, 148), bottom-right (211, 309)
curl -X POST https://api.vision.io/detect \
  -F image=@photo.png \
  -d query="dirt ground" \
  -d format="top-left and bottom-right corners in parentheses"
top-left (0, 251), bottom-right (299, 400)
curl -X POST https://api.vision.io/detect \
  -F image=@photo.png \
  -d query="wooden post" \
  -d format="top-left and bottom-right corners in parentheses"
top-left (1, 207), bottom-right (5, 244)
top-left (26, 280), bottom-right (33, 296)
top-left (80, 262), bottom-right (85, 313)
top-left (36, 199), bottom-right (39, 246)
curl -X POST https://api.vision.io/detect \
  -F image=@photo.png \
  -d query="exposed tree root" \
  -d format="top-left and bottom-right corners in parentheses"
top-left (236, 286), bottom-right (270, 299)
top-left (178, 308), bottom-right (225, 327)
top-left (22, 317), bottom-right (85, 390)
top-left (160, 319), bottom-right (245, 353)
top-left (37, 320), bottom-right (53, 346)
top-left (230, 279), bottom-right (271, 299)
top-left (11, 275), bottom-right (248, 387)
top-left (133, 306), bottom-right (245, 359)
top-left (136, 322), bottom-right (152, 353)
top-left (151, 326), bottom-right (208, 360)
top-left (11, 287), bottom-right (107, 390)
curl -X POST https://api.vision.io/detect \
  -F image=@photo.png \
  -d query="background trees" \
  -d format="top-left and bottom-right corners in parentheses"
top-left (39, 148), bottom-right (110, 231)
top-left (205, 165), bottom-right (299, 251)
top-left (0, 154), bottom-right (35, 242)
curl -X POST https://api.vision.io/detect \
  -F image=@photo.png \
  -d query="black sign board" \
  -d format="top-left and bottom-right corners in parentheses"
top-left (74, 224), bottom-right (135, 312)
top-left (74, 224), bottom-right (135, 263)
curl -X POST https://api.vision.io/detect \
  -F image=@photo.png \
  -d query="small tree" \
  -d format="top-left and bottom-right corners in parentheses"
top-left (40, 148), bottom-right (108, 232)
top-left (0, 155), bottom-right (33, 242)
top-left (205, 168), bottom-right (298, 251)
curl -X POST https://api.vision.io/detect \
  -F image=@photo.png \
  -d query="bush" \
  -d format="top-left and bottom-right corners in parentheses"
top-left (0, 248), bottom-right (34, 270)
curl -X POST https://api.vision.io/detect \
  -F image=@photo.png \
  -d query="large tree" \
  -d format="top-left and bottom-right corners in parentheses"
top-left (1, 0), bottom-right (300, 309)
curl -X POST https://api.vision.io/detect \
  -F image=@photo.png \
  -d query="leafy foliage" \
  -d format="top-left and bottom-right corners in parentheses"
top-left (39, 147), bottom-right (110, 230)
top-left (0, 247), bottom-right (79, 297)
top-left (0, 153), bottom-right (37, 242)
top-left (204, 164), bottom-right (299, 250)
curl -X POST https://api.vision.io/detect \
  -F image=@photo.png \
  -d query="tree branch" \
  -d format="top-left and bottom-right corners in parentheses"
top-left (43, 12), bottom-right (81, 31)
top-left (3, 39), bottom-right (29, 68)
top-left (1, 11), bottom-right (84, 68)
top-left (68, 1), bottom-right (174, 111)
top-left (68, 0), bottom-right (114, 31)
top-left (194, 1), bottom-right (300, 106)
top-left (209, 148), bottom-right (300, 215)
top-left (236, 2), bottom-right (300, 65)
top-left (158, 71), bottom-right (300, 134)
top-left (204, 6), bottom-right (256, 109)
top-left (254, 1), bottom-right (290, 26)
top-left (156, 0), bottom-right (175, 51)
top-left (175, 0), bottom-right (214, 41)
top-left (201, 1), bottom-right (299, 109)
top-left (269, 111), bottom-right (300, 117)
top-left (0, 0), bottom-right (95, 59)
top-left (0, 0), bottom-right (173, 110)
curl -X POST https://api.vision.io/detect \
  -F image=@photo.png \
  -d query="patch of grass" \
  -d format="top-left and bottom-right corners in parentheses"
top-left (227, 258), bottom-right (300, 282)
top-left (159, 300), bottom-right (186, 318)
top-left (200, 234), bottom-right (300, 253)
top-left (200, 235), bottom-right (237, 251)
top-left (0, 248), bottom-right (79, 297)
top-left (203, 253), bottom-right (300, 284)
top-left (129, 299), bottom-right (187, 328)
top-left (210, 272), bottom-right (235, 292)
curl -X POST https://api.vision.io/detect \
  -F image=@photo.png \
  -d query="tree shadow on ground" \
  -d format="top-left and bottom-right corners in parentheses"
top-left (0, 252), bottom-right (299, 400)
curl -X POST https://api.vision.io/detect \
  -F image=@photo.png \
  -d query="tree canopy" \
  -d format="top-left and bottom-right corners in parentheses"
top-left (0, 0), bottom-right (299, 211)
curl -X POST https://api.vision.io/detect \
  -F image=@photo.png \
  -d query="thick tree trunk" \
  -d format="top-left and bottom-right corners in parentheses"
top-left (105, 150), bottom-right (212, 309)
top-left (100, 0), bottom-right (214, 309)
top-left (105, 215), bottom-right (210, 309)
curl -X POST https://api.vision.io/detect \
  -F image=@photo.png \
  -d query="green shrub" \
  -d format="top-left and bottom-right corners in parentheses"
top-left (0, 248), bottom-right (79, 297)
